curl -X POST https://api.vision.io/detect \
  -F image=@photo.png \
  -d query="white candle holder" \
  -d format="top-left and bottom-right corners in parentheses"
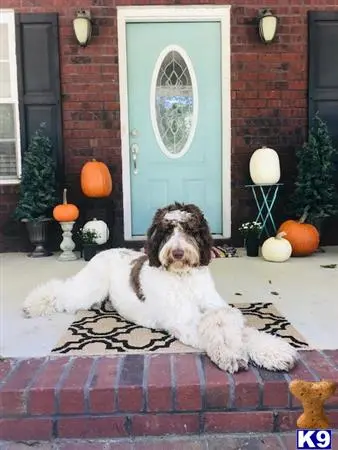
top-left (58, 221), bottom-right (78, 261)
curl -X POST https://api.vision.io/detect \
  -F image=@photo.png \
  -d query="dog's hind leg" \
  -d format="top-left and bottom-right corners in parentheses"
top-left (23, 252), bottom-right (110, 318)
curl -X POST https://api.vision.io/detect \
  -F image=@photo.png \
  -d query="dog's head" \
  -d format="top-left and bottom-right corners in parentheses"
top-left (145, 202), bottom-right (213, 272)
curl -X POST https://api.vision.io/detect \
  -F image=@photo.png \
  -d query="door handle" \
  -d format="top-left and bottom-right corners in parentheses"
top-left (131, 142), bottom-right (139, 175)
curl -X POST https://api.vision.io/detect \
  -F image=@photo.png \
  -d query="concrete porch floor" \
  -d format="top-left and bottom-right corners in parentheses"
top-left (1, 246), bottom-right (338, 357)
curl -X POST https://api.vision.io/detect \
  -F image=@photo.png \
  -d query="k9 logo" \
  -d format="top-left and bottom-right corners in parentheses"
top-left (297, 430), bottom-right (332, 449)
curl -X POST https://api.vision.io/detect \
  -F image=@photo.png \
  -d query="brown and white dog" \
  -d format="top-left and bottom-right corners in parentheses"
top-left (22, 202), bottom-right (298, 373)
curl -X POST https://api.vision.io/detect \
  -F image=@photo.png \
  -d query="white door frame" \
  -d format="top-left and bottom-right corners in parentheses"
top-left (117, 5), bottom-right (231, 241)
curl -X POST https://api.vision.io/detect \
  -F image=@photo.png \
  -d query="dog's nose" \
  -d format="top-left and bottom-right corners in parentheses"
top-left (172, 248), bottom-right (184, 260)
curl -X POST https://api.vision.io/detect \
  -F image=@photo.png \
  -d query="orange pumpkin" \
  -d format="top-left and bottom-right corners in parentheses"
top-left (80, 159), bottom-right (113, 198)
top-left (53, 188), bottom-right (79, 222)
top-left (277, 209), bottom-right (320, 257)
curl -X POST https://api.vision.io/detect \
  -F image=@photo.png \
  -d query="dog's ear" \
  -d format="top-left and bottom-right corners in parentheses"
top-left (145, 207), bottom-right (167, 267)
top-left (183, 203), bottom-right (213, 266)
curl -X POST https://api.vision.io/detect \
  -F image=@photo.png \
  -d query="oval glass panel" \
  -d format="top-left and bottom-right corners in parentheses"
top-left (151, 46), bottom-right (198, 158)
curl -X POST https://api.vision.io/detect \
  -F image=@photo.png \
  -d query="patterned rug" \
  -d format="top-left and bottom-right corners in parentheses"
top-left (52, 302), bottom-right (309, 355)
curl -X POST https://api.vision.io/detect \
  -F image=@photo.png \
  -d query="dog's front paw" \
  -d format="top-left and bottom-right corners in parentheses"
top-left (22, 297), bottom-right (56, 318)
top-left (243, 328), bottom-right (298, 372)
top-left (258, 340), bottom-right (298, 372)
top-left (210, 348), bottom-right (249, 374)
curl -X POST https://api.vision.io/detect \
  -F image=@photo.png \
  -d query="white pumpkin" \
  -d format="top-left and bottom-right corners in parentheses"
top-left (83, 218), bottom-right (109, 245)
top-left (261, 232), bottom-right (292, 262)
top-left (249, 146), bottom-right (281, 185)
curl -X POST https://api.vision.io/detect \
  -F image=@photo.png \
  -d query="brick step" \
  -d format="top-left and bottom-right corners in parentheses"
top-left (2, 432), bottom-right (338, 450)
top-left (0, 350), bottom-right (337, 441)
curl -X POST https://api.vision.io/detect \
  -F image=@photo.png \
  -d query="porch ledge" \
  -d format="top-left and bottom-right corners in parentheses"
top-left (0, 350), bottom-right (337, 441)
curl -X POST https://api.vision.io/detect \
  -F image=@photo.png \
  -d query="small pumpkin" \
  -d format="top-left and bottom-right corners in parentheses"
top-left (83, 218), bottom-right (109, 245)
top-left (53, 188), bottom-right (79, 222)
top-left (277, 208), bottom-right (320, 257)
top-left (261, 232), bottom-right (292, 262)
top-left (81, 159), bottom-right (113, 198)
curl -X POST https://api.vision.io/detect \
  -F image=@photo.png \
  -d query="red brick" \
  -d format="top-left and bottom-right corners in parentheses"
top-left (147, 354), bottom-right (173, 412)
top-left (117, 355), bottom-right (144, 412)
top-left (279, 410), bottom-right (338, 431)
top-left (57, 417), bottom-right (127, 439)
top-left (203, 355), bottom-right (230, 409)
top-left (276, 410), bottom-right (299, 431)
top-left (0, 358), bottom-right (44, 416)
top-left (0, 358), bottom-right (15, 383)
top-left (89, 357), bottom-right (119, 413)
top-left (257, 368), bottom-right (289, 408)
top-left (301, 351), bottom-right (338, 406)
top-left (288, 359), bottom-right (317, 407)
top-left (131, 413), bottom-right (200, 437)
top-left (301, 351), bottom-right (338, 377)
top-left (324, 350), bottom-right (338, 369)
top-left (28, 356), bottom-right (69, 415)
top-left (58, 357), bottom-right (94, 414)
top-left (233, 368), bottom-right (260, 409)
top-left (328, 410), bottom-right (338, 428)
top-left (173, 355), bottom-right (202, 411)
top-left (204, 411), bottom-right (274, 433)
top-left (0, 418), bottom-right (52, 440)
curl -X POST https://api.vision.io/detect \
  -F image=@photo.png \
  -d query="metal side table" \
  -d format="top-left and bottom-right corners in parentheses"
top-left (245, 183), bottom-right (283, 238)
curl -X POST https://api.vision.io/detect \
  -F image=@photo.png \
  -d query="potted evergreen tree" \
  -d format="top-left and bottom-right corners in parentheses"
top-left (14, 123), bottom-right (58, 257)
top-left (288, 112), bottom-right (338, 233)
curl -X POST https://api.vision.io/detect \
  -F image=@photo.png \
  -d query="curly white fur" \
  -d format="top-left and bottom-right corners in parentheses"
top-left (23, 248), bottom-right (298, 373)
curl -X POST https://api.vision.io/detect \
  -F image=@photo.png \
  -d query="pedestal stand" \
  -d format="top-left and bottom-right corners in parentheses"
top-left (58, 221), bottom-right (77, 261)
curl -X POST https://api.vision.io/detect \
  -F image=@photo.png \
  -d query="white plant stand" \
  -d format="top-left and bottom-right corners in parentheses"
top-left (58, 221), bottom-right (78, 261)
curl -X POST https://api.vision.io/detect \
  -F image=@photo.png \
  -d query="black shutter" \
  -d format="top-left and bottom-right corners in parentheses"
top-left (15, 13), bottom-right (63, 180)
top-left (308, 11), bottom-right (338, 149)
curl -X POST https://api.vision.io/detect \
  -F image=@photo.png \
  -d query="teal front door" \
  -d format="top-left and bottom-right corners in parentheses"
top-left (126, 21), bottom-right (223, 236)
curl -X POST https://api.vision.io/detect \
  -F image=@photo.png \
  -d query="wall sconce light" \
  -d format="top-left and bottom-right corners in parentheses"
top-left (257, 9), bottom-right (278, 44)
top-left (73, 9), bottom-right (92, 47)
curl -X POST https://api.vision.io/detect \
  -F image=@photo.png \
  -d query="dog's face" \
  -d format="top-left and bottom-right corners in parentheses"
top-left (145, 203), bottom-right (213, 272)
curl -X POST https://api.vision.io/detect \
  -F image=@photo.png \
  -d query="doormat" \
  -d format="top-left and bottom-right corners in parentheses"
top-left (51, 302), bottom-right (309, 355)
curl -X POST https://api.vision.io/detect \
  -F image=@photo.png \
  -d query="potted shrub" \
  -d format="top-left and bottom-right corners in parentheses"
top-left (79, 228), bottom-right (101, 261)
top-left (13, 123), bottom-right (58, 257)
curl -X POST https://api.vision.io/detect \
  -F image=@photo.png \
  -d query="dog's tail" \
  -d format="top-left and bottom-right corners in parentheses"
top-left (243, 327), bottom-right (299, 372)
top-left (22, 251), bottom-right (110, 318)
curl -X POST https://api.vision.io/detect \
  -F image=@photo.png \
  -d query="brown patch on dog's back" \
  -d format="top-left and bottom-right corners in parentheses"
top-left (130, 255), bottom-right (148, 301)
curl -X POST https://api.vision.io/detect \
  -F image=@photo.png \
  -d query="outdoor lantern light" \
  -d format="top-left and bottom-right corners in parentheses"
top-left (258, 9), bottom-right (278, 44)
top-left (73, 9), bottom-right (92, 47)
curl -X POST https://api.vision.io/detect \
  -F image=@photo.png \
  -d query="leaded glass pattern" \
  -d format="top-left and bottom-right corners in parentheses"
top-left (155, 50), bottom-right (194, 155)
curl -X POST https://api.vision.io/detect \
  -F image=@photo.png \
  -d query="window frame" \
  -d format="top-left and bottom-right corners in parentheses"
top-left (0, 9), bottom-right (21, 185)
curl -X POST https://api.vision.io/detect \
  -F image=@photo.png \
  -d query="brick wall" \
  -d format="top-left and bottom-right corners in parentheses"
top-left (1, 0), bottom-right (338, 252)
